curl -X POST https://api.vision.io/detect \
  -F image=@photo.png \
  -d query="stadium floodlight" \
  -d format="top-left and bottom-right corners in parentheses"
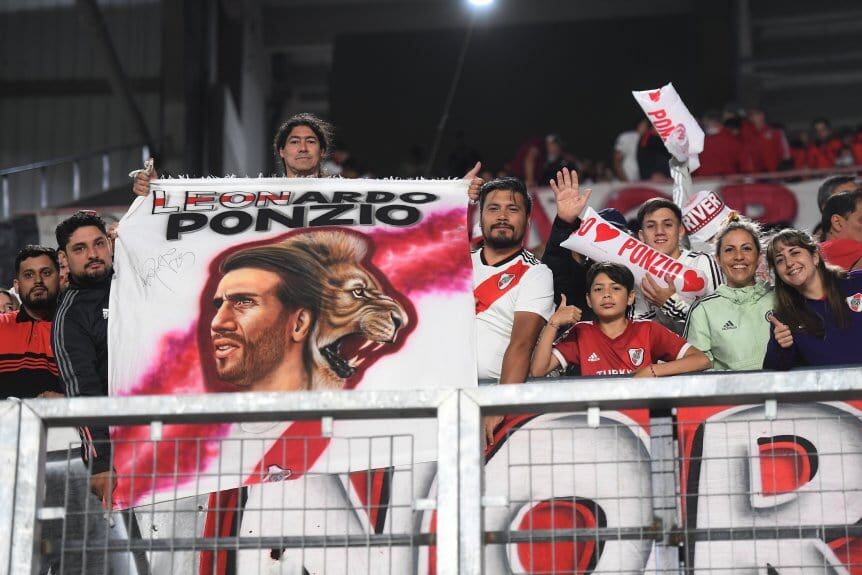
top-left (468, 0), bottom-right (493, 6)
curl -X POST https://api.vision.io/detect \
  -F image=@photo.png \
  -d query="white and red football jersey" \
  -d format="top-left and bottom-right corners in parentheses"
top-left (473, 248), bottom-right (554, 380)
top-left (552, 319), bottom-right (690, 376)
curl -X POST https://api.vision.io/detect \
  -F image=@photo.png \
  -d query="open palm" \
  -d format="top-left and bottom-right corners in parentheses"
top-left (549, 168), bottom-right (591, 224)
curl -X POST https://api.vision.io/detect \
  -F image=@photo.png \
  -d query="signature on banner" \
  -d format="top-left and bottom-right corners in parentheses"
top-left (139, 249), bottom-right (196, 291)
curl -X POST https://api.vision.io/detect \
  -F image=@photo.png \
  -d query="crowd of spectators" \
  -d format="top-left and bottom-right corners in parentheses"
top-left (454, 109), bottom-right (862, 186)
top-left (0, 112), bottom-right (861, 512)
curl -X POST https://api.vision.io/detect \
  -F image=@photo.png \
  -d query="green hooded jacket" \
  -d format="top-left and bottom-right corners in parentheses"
top-left (683, 281), bottom-right (776, 371)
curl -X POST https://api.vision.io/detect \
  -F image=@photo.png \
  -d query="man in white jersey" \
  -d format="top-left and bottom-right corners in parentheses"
top-left (634, 197), bottom-right (723, 334)
top-left (472, 177), bottom-right (554, 442)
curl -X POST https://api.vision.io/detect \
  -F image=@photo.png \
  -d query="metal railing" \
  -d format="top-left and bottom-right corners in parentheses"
top-left (1, 367), bottom-right (860, 574)
top-left (0, 144), bottom-right (149, 219)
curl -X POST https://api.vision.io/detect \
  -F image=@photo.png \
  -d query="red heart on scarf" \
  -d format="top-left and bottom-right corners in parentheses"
top-left (649, 90), bottom-right (661, 102)
top-left (594, 223), bottom-right (620, 242)
top-left (682, 270), bottom-right (705, 292)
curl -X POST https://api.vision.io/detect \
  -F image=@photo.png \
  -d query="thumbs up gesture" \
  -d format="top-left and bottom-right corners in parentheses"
top-left (549, 294), bottom-right (582, 329)
top-left (768, 314), bottom-right (794, 349)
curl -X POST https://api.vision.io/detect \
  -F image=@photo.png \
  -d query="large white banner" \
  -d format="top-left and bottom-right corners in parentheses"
top-left (108, 178), bottom-right (476, 508)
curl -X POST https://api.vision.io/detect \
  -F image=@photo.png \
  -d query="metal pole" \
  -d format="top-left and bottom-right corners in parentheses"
top-left (75, 0), bottom-right (157, 155)
top-left (424, 15), bottom-right (476, 177)
top-left (9, 405), bottom-right (47, 575)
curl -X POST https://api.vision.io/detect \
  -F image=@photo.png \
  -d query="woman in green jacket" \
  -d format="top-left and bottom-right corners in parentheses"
top-left (683, 215), bottom-right (776, 371)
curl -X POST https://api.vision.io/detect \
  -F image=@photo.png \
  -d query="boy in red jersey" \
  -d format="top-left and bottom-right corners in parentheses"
top-left (531, 262), bottom-right (710, 377)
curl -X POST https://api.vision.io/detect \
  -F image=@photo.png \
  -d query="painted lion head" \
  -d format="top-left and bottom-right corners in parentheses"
top-left (280, 230), bottom-right (408, 390)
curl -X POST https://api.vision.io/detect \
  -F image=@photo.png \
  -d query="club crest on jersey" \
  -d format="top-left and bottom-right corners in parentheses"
top-left (498, 273), bottom-right (515, 290)
top-left (628, 348), bottom-right (645, 367)
top-left (847, 293), bottom-right (862, 313)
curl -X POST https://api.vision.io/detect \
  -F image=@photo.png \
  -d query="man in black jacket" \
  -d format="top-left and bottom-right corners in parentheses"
top-left (52, 211), bottom-right (114, 505)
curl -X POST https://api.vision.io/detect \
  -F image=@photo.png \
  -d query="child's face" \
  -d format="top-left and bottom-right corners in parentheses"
top-left (587, 273), bottom-right (634, 320)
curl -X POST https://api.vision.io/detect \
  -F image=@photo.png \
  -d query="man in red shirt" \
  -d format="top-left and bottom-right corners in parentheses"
top-left (698, 112), bottom-right (743, 176)
top-left (0, 245), bottom-right (63, 398)
top-left (807, 118), bottom-right (843, 169)
top-left (745, 109), bottom-right (791, 173)
top-left (820, 189), bottom-right (862, 271)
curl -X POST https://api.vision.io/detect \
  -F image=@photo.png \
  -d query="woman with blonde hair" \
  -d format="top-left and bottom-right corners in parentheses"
top-left (683, 215), bottom-right (775, 370)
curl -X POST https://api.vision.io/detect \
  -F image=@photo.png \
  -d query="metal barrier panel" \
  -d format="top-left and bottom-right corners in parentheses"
top-left (4, 369), bottom-right (861, 574)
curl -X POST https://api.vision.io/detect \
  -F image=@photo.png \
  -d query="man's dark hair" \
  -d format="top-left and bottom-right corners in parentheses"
top-left (478, 177), bottom-right (532, 215)
top-left (272, 113), bottom-right (334, 173)
top-left (817, 175), bottom-right (857, 211)
top-left (636, 198), bottom-right (682, 228)
top-left (55, 211), bottom-right (108, 251)
top-left (586, 261), bottom-right (635, 293)
top-left (15, 245), bottom-right (59, 275)
top-left (821, 188), bottom-right (862, 236)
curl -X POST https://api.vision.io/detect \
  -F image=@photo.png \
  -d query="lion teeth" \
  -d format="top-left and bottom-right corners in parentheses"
top-left (372, 343), bottom-right (385, 352)
top-left (359, 340), bottom-right (374, 351)
top-left (348, 356), bottom-right (365, 368)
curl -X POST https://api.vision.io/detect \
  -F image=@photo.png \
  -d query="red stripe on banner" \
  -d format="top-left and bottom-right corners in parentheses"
top-left (199, 488), bottom-right (240, 575)
top-left (474, 260), bottom-right (529, 314)
top-left (245, 420), bottom-right (329, 485)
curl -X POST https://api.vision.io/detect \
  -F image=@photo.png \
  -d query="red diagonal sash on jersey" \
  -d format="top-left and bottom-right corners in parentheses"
top-left (474, 260), bottom-right (530, 314)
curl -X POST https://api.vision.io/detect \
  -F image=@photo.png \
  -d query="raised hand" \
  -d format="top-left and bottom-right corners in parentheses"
top-left (768, 315), bottom-right (794, 349)
top-left (131, 157), bottom-right (158, 197)
top-left (549, 168), bottom-right (591, 224)
top-left (548, 294), bottom-right (582, 328)
top-left (464, 161), bottom-right (483, 204)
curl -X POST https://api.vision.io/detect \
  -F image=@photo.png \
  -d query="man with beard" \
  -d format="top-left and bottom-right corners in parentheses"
top-left (0, 245), bottom-right (64, 398)
top-left (209, 242), bottom-right (322, 391)
top-left (52, 211), bottom-right (116, 504)
top-left (472, 177), bottom-right (554, 443)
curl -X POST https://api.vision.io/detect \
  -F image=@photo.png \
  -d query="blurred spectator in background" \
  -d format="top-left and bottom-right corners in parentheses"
top-left (614, 119), bottom-right (647, 182)
top-left (820, 189), bottom-right (862, 271)
top-left (698, 111), bottom-right (743, 177)
top-left (853, 125), bottom-right (862, 165)
top-left (540, 134), bottom-right (578, 185)
top-left (807, 117), bottom-right (843, 169)
top-left (637, 126), bottom-right (671, 181)
top-left (789, 130), bottom-right (811, 170)
top-left (744, 108), bottom-right (791, 172)
top-left (322, 148), bottom-right (352, 177)
top-left (0, 288), bottom-right (19, 313)
top-left (448, 131), bottom-right (482, 178)
top-left (512, 137), bottom-right (544, 187)
top-left (398, 144), bottom-right (426, 178)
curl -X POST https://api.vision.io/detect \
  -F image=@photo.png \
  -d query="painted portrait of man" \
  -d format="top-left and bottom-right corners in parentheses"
top-left (205, 229), bottom-right (410, 392)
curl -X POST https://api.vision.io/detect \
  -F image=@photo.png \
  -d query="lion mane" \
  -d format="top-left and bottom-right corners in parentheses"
top-left (280, 231), bottom-right (408, 390)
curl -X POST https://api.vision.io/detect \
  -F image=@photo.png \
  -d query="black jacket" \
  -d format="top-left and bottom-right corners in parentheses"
top-left (52, 275), bottom-right (112, 474)
top-left (541, 216), bottom-right (593, 320)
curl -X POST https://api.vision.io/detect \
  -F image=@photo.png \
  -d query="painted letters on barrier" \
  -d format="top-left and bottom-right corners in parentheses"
top-left (677, 402), bottom-right (862, 574)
